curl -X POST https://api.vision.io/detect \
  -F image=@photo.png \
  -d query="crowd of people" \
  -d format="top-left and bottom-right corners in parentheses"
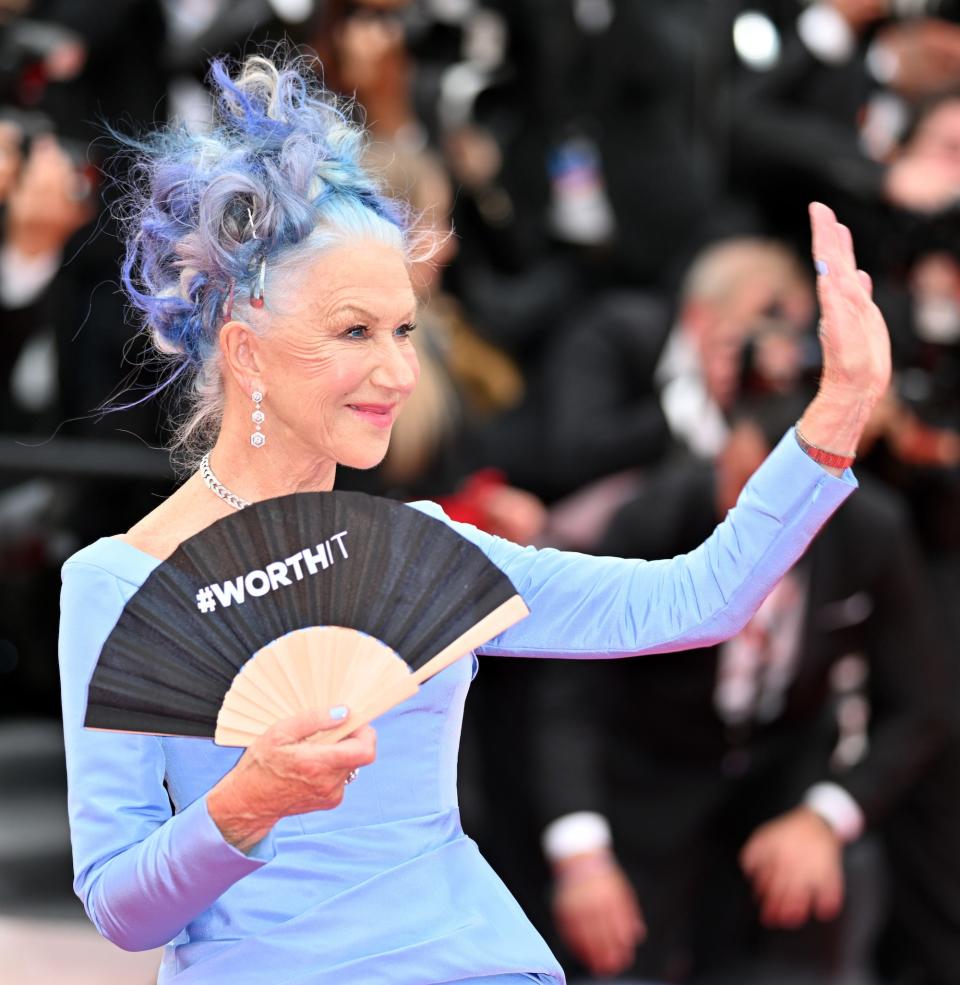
top-left (2, 1), bottom-right (959, 983)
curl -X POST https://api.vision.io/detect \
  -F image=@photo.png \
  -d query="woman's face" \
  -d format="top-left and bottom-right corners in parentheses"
top-left (254, 240), bottom-right (420, 471)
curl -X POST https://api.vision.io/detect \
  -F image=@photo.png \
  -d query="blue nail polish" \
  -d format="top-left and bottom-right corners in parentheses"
top-left (329, 705), bottom-right (348, 721)
top-left (814, 259), bottom-right (829, 276)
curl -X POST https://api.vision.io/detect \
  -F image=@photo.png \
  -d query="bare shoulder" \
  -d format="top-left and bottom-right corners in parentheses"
top-left (114, 475), bottom-right (231, 561)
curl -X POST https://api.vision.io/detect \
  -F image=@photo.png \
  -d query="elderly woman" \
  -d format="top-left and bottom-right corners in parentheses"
top-left (58, 56), bottom-right (889, 985)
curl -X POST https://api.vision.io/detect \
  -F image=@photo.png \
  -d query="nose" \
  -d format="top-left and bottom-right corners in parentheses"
top-left (370, 336), bottom-right (419, 395)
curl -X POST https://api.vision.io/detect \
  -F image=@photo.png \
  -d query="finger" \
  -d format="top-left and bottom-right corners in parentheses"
top-left (271, 707), bottom-right (349, 744)
top-left (295, 728), bottom-right (377, 769)
top-left (837, 222), bottom-right (858, 272)
top-left (754, 861), bottom-right (785, 921)
top-left (741, 845), bottom-right (773, 893)
top-left (585, 918), bottom-right (632, 977)
top-left (810, 202), bottom-right (857, 278)
top-left (340, 724), bottom-right (377, 764)
top-left (777, 886), bottom-right (812, 929)
top-left (857, 269), bottom-right (873, 297)
top-left (739, 836), bottom-right (766, 876)
top-left (809, 201), bottom-right (841, 276)
top-left (635, 904), bottom-right (648, 942)
top-left (762, 872), bottom-right (809, 929)
top-left (809, 202), bottom-right (868, 325)
top-left (312, 705), bottom-right (352, 731)
top-left (568, 894), bottom-right (628, 976)
top-left (557, 909), bottom-right (596, 970)
top-left (609, 894), bottom-right (643, 952)
top-left (750, 862), bottom-right (777, 906)
top-left (740, 851), bottom-right (758, 878)
top-left (554, 909), bottom-right (588, 959)
top-left (814, 869), bottom-right (844, 922)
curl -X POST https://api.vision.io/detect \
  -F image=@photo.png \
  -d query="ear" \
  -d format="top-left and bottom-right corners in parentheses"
top-left (220, 319), bottom-right (266, 397)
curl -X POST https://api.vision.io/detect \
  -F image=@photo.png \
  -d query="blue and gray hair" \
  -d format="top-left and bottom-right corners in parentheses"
top-left (120, 54), bottom-right (416, 464)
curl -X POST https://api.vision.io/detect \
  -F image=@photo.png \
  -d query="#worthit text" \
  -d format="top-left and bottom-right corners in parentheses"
top-left (195, 532), bottom-right (350, 613)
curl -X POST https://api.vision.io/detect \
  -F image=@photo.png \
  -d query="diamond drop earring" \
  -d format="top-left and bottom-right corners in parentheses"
top-left (251, 390), bottom-right (266, 448)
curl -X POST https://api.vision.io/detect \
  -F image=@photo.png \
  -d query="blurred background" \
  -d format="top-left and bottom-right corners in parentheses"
top-left (1, 0), bottom-right (959, 982)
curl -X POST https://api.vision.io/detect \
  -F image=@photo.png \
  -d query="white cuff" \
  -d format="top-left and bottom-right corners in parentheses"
top-left (659, 376), bottom-right (729, 458)
top-left (542, 811), bottom-right (612, 862)
top-left (0, 244), bottom-right (60, 308)
top-left (797, 4), bottom-right (856, 65)
top-left (804, 782), bottom-right (865, 843)
top-left (865, 40), bottom-right (900, 86)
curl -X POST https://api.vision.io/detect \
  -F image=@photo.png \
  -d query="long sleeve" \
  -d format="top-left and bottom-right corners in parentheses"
top-left (59, 562), bottom-right (276, 952)
top-left (417, 429), bottom-right (856, 658)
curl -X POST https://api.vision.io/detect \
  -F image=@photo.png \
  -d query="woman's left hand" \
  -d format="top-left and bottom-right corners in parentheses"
top-left (811, 202), bottom-right (891, 403)
top-left (798, 203), bottom-right (892, 462)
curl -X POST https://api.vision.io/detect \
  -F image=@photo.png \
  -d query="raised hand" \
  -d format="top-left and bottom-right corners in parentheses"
top-left (797, 203), bottom-right (892, 472)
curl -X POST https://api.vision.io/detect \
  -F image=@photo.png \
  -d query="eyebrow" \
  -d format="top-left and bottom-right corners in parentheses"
top-left (331, 304), bottom-right (418, 324)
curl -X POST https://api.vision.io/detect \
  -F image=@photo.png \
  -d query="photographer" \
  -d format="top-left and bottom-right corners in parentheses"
top-left (731, 0), bottom-right (960, 262)
top-left (0, 123), bottom-right (93, 428)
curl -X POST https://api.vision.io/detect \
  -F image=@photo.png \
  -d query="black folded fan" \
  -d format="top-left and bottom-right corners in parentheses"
top-left (85, 491), bottom-right (528, 746)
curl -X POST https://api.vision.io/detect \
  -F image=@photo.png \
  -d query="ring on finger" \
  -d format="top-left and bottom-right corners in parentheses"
top-left (344, 768), bottom-right (359, 785)
top-left (814, 259), bottom-right (829, 276)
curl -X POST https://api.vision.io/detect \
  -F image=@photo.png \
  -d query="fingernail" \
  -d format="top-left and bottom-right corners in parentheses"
top-left (329, 705), bottom-right (348, 721)
top-left (814, 259), bottom-right (829, 276)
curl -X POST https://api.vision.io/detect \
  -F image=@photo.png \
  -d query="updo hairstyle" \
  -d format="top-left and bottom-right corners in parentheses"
top-left (120, 54), bottom-right (419, 467)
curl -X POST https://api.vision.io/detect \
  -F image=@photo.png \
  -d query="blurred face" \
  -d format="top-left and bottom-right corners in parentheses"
top-left (909, 100), bottom-right (960, 184)
top-left (253, 241), bottom-right (420, 470)
top-left (689, 274), bottom-right (813, 409)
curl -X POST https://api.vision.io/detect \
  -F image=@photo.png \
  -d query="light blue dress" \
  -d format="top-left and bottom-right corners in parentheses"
top-left (58, 432), bottom-right (854, 984)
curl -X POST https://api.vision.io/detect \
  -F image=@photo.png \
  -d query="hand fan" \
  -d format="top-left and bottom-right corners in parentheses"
top-left (84, 491), bottom-right (529, 746)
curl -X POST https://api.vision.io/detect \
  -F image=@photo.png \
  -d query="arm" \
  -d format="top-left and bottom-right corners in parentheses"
top-left (533, 662), bottom-right (645, 977)
top-left (421, 428), bottom-right (856, 659)
top-left (59, 562), bottom-right (275, 951)
top-left (821, 500), bottom-right (948, 823)
top-left (437, 205), bottom-right (887, 659)
top-left (740, 490), bottom-right (948, 929)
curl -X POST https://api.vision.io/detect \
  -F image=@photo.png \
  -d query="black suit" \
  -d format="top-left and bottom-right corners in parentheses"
top-left (533, 462), bottom-right (946, 981)
top-left (490, 290), bottom-right (672, 502)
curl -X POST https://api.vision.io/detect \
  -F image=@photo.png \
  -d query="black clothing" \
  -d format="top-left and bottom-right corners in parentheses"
top-left (533, 463), bottom-right (946, 980)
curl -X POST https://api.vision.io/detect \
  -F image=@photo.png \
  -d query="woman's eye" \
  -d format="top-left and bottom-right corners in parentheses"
top-left (344, 324), bottom-right (368, 339)
top-left (395, 322), bottom-right (417, 338)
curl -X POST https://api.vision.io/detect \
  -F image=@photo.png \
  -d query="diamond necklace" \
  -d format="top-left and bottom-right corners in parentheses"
top-left (199, 452), bottom-right (251, 511)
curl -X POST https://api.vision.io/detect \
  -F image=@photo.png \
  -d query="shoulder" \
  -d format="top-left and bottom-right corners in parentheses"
top-left (61, 538), bottom-right (157, 590)
top-left (403, 499), bottom-right (517, 563)
top-left (404, 499), bottom-right (448, 522)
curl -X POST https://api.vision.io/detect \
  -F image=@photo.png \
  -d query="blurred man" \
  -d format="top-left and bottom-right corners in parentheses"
top-left (533, 396), bottom-right (947, 984)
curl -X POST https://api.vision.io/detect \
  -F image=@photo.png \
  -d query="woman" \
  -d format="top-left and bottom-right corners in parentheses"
top-left (59, 56), bottom-right (889, 984)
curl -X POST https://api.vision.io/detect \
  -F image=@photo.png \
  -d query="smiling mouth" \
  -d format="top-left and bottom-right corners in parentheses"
top-left (348, 404), bottom-right (396, 428)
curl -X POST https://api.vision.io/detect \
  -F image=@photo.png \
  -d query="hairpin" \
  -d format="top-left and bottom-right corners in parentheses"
top-left (222, 279), bottom-right (236, 321)
top-left (246, 207), bottom-right (266, 309)
top-left (250, 254), bottom-right (266, 309)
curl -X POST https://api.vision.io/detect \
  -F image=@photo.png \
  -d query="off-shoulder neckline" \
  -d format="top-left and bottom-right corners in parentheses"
top-left (71, 499), bottom-right (445, 578)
